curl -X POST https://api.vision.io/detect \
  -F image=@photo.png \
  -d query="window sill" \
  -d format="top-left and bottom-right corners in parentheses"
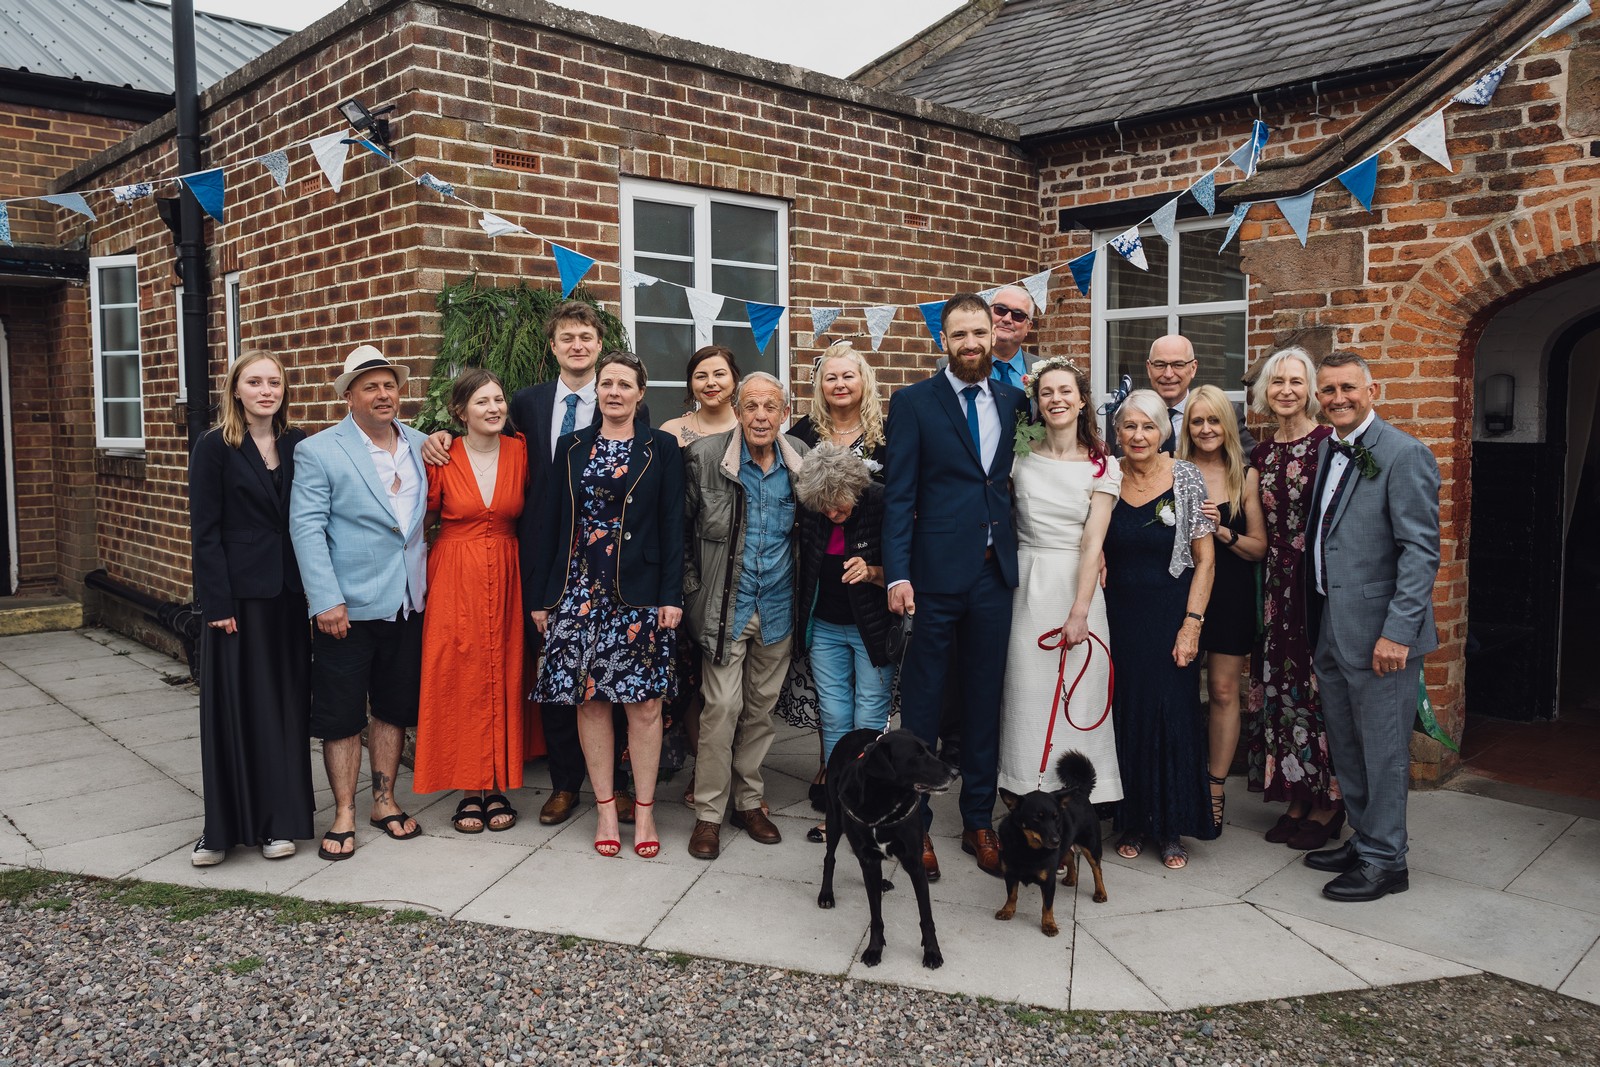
top-left (95, 450), bottom-right (147, 479)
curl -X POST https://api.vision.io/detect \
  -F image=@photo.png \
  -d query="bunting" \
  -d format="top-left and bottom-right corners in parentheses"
top-left (1454, 61), bottom-right (1509, 106)
top-left (1229, 119), bottom-right (1270, 177)
top-left (1336, 155), bottom-right (1380, 212)
top-left (1541, 0), bottom-right (1590, 37)
top-left (863, 305), bottom-right (897, 351)
top-left (1191, 171), bottom-right (1217, 215)
top-left (620, 267), bottom-right (657, 289)
top-left (0, 204), bottom-right (9, 246)
top-left (1109, 226), bottom-right (1148, 271)
top-left (41, 193), bottom-right (95, 221)
top-left (917, 300), bottom-right (945, 349)
top-left (183, 169), bottom-right (226, 224)
top-left (1020, 269), bottom-right (1052, 315)
top-left (309, 133), bottom-right (350, 192)
top-left (416, 172), bottom-right (455, 198)
top-left (478, 212), bottom-right (525, 238)
top-left (810, 306), bottom-right (842, 340)
top-left (1275, 188), bottom-right (1316, 246)
top-left (260, 150), bottom-right (291, 191)
top-left (745, 301), bottom-right (785, 355)
top-left (113, 183), bottom-right (154, 203)
top-left (685, 287), bottom-right (724, 338)
top-left (1221, 202), bottom-right (1252, 249)
top-left (1149, 198), bottom-right (1179, 244)
top-left (1402, 110), bottom-right (1453, 172)
top-left (551, 242), bottom-right (596, 298)
top-left (345, 137), bottom-right (390, 161)
top-left (1067, 251), bottom-right (1096, 296)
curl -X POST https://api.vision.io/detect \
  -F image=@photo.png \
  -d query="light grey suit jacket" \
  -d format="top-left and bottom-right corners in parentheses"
top-left (1307, 415), bottom-right (1441, 667)
top-left (289, 414), bottom-right (431, 620)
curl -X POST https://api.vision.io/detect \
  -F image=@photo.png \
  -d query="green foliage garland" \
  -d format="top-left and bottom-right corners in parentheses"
top-left (415, 277), bottom-right (629, 433)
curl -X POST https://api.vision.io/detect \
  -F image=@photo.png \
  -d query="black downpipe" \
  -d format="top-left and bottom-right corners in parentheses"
top-left (172, 0), bottom-right (211, 449)
top-left (84, 569), bottom-right (204, 679)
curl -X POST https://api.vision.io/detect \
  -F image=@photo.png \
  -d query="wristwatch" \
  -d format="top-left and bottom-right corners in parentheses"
top-left (1184, 611), bottom-right (1205, 623)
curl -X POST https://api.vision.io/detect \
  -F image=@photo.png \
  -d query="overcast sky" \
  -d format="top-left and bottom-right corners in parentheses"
top-left (191, 0), bottom-right (962, 79)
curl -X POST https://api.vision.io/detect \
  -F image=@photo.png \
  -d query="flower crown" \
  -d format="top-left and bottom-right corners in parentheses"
top-left (1020, 355), bottom-right (1084, 399)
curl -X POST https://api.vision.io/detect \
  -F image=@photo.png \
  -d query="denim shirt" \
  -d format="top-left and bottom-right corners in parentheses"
top-left (732, 439), bottom-right (795, 643)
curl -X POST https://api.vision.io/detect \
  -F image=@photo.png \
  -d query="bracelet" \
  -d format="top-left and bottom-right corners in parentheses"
top-left (1184, 611), bottom-right (1205, 624)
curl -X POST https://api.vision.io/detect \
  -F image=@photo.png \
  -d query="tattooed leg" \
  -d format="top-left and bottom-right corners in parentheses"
top-left (366, 719), bottom-right (415, 834)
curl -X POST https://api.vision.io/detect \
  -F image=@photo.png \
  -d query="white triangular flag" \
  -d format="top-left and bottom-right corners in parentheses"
top-left (620, 268), bottom-right (657, 289)
top-left (810, 306), bottom-right (842, 340)
top-left (1402, 110), bottom-right (1453, 172)
top-left (863, 305), bottom-right (897, 351)
top-left (1149, 198), bottom-right (1179, 244)
top-left (309, 133), bottom-right (350, 192)
top-left (478, 212), bottom-right (526, 238)
top-left (1542, 0), bottom-right (1590, 37)
top-left (686, 287), bottom-right (724, 338)
top-left (1110, 226), bottom-right (1148, 271)
top-left (977, 286), bottom-right (1002, 302)
top-left (1020, 269), bottom-right (1052, 315)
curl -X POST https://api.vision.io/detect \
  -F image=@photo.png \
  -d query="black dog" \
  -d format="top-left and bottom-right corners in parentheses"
top-left (995, 750), bottom-right (1108, 936)
top-left (817, 728), bottom-right (959, 969)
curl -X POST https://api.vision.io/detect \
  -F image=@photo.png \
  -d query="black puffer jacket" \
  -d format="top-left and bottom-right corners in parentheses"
top-left (795, 481), bottom-right (895, 667)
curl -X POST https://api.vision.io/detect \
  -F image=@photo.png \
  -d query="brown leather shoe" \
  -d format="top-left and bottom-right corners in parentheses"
top-left (616, 792), bottom-right (635, 825)
top-left (730, 806), bottom-right (782, 844)
top-left (961, 828), bottom-right (1003, 877)
top-left (688, 819), bottom-right (721, 860)
top-left (921, 833), bottom-right (941, 883)
top-left (538, 790), bottom-right (580, 826)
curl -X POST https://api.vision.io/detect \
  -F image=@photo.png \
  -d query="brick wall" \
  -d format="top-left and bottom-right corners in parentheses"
top-left (0, 101), bottom-right (143, 245)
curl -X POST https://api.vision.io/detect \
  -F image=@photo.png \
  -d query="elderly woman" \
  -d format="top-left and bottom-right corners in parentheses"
top-left (531, 350), bottom-right (684, 860)
top-left (1179, 384), bottom-right (1267, 835)
top-left (1245, 347), bottom-right (1344, 850)
top-left (792, 442), bottom-right (896, 841)
top-left (1103, 388), bottom-right (1217, 870)
top-left (187, 350), bottom-right (314, 865)
top-left (790, 340), bottom-right (886, 474)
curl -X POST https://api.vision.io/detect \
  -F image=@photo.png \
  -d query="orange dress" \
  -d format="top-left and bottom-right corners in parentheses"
top-left (415, 435), bottom-right (527, 793)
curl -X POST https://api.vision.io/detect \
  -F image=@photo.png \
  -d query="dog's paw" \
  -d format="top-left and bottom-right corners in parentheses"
top-left (922, 949), bottom-right (944, 970)
top-left (817, 891), bottom-right (835, 909)
top-left (1041, 919), bottom-right (1059, 937)
top-left (1092, 890), bottom-right (1108, 904)
top-left (880, 878), bottom-right (894, 893)
top-left (861, 947), bottom-right (883, 967)
top-left (994, 905), bottom-right (1015, 921)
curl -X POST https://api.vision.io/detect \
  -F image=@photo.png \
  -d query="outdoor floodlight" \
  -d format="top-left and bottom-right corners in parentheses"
top-left (336, 98), bottom-right (397, 154)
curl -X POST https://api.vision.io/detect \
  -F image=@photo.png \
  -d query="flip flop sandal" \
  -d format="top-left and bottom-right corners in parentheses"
top-left (369, 812), bottom-right (422, 840)
top-left (483, 793), bottom-right (519, 832)
top-left (452, 796), bottom-right (487, 834)
top-left (318, 830), bottom-right (356, 861)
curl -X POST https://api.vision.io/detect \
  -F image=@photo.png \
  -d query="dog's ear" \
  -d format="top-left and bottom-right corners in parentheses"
top-left (1055, 790), bottom-right (1074, 811)
top-left (999, 789), bottom-right (1020, 811)
top-left (862, 739), bottom-right (893, 779)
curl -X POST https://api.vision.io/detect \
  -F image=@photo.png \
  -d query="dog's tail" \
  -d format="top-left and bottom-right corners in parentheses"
top-left (1055, 751), bottom-right (1097, 802)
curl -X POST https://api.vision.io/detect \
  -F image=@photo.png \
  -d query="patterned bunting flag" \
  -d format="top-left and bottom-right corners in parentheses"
top-left (1109, 226), bottom-right (1148, 271)
top-left (1275, 188), bottom-right (1316, 246)
top-left (810, 306), bottom-right (842, 340)
top-left (478, 212), bottom-right (525, 238)
top-left (917, 300), bottom-right (946, 350)
top-left (1020, 269), bottom-right (1052, 315)
top-left (685, 288), bottom-right (725, 339)
top-left (416, 173), bottom-right (455, 198)
top-left (260, 150), bottom-right (291, 191)
top-left (1222, 202), bottom-right (1252, 249)
top-left (1541, 0), bottom-right (1590, 37)
top-left (113, 182), bottom-right (154, 203)
top-left (977, 286), bottom-right (1002, 302)
top-left (309, 133), bottom-right (350, 192)
top-left (41, 193), bottom-right (95, 221)
top-left (0, 203), bottom-right (10, 246)
top-left (1228, 120), bottom-right (1270, 178)
top-left (1453, 62), bottom-right (1509, 106)
top-left (1402, 110), bottom-right (1453, 172)
top-left (1067, 250), bottom-right (1096, 296)
top-left (1336, 155), bottom-right (1380, 212)
top-left (1149, 198), bottom-right (1179, 244)
top-left (1191, 171), bottom-right (1217, 215)
top-left (551, 243), bottom-right (597, 298)
top-left (745, 301), bottom-right (785, 355)
top-left (863, 305), bottom-right (897, 351)
top-left (183, 169), bottom-right (226, 224)
top-left (620, 267), bottom-right (657, 289)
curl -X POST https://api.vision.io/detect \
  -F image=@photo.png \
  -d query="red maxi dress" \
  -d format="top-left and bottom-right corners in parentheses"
top-left (415, 434), bottom-right (528, 793)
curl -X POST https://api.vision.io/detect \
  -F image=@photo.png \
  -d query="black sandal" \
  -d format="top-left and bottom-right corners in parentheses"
top-left (483, 793), bottom-right (518, 832)
top-left (317, 829), bottom-right (356, 861)
top-left (452, 795), bottom-right (487, 834)
top-left (1208, 773), bottom-right (1227, 832)
top-left (369, 812), bottom-right (423, 840)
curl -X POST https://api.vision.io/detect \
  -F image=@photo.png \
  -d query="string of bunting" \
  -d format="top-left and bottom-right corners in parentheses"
top-left (0, 0), bottom-right (1585, 354)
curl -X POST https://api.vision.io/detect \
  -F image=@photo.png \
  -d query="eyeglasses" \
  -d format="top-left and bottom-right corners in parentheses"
top-left (1147, 359), bottom-right (1196, 372)
top-left (991, 304), bottom-right (1032, 323)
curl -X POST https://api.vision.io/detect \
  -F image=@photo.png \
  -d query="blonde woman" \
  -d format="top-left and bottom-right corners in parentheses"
top-left (789, 341), bottom-right (886, 474)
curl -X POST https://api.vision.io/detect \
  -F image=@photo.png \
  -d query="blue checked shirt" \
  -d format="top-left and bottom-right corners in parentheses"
top-left (732, 439), bottom-right (795, 643)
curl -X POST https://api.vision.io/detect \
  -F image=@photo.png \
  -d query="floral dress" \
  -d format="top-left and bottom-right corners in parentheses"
top-left (533, 436), bottom-right (675, 705)
top-left (1246, 426), bottom-right (1341, 808)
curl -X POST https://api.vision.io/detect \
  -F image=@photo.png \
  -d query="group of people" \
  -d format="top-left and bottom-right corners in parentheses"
top-left (188, 286), bottom-right (1439, 904)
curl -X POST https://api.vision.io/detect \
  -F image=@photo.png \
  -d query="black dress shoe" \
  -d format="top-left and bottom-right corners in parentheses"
top-left (1304, 840), bottom-right (1361, 873)
top-left (1322, 862), bottom-right (1409, 902)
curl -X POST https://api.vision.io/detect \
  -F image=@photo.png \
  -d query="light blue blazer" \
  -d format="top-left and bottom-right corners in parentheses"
top-left (289, 414), bottom-right (430, 621)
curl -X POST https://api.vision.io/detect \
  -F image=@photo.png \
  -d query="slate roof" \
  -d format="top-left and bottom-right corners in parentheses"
top-left (883, 0), bottom-right (1504, 139)
top-left (0, 0), bottom-right (291, 94)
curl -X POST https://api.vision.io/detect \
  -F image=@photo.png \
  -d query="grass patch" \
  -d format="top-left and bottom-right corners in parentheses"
top-left (100, 880), bottom-right (384, 925)
top-left (1316, 1009), bottom-right (1374, 1040)
top-left (390, 909), bottom-right (430, 925)
top-left (1003, 1007), bottom-right (1103, 1034)
top-left (227, 956), bottom-right (263, 975)
top-left (37, 896), bottom-right (73, 912)
top-left (665, 952), bottom-right (692, 970)
top-left (0, 868), bottom-right (70, 904)
top-left (556, 935), bottom-right (581, 951)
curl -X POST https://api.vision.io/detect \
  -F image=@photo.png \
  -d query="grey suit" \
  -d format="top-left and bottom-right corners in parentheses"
top-left (1305, 415), bottom-right (1440, 871)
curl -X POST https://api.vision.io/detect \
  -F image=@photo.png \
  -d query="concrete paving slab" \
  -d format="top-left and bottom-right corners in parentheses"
top-left (133, 737), bottom-right (205, 780)
top-left (1506, 817), bottom-right (1600, 916)
top-left (1219, 778), bottom-right (1287, 836)
top-left (42, 671), bottom-right (187, 706)
top-left (1258, 908), bottom-right (1478, 986)
top-left (1078, 852), bottom-right (1241, 918)
top-left (1406, 791), bottom-right (1575, 890)
top-left (408, 787), bottom-right (567, 849)
top-left (1068, 926), bottom-right (1167, 1011)
top-left (0, 724), bottom-right (113, 772)
top-left (35, 816), bottom-right (205, 879)
top-left (9, 778), bottom-right (202, 849)
top-left (456, 849), bottom-right (701, 942)
top-left (0, 630), bottom-right (86, 652)
top-left (97, 707), bottom-right (200, 749)
top-left (0, 666), bottom-right (30, 689)
top-left (289, 832), bottom-right (530, 916)
top-left (0, 817), bottom-right (35, 866)
top-left (1168, 827), bottom-right (1303, 900)
top-left (1, 638), bottom-right (117, 669)
top-left (15, 656), bottom-right (161, 686)
top-left (1079, 902), bottom-right (1365, 1010)
top-left (705, 812), bottom-right (830, 883)
top-left (0, 686), bottom-right (68, 718)
top-left (0, 747), bottom-right (168, 807)
top-left (59, 686), bottom-right (200, 723)
top-left (1245, 864), bottom-right (1600, 990)
top-left (132, 835), bottom-right (332, 895)
top-left (1559, 938), bottom-right (1600, 1007)
top-left (646, 870), bottom-right (868, 975)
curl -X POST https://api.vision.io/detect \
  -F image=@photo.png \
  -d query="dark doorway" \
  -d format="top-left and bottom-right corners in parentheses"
top-left (0, 318), bottom-right (11, 597)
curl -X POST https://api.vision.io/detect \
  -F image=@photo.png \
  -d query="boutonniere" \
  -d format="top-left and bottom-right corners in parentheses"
top-left (1012, 412), bottom-right (1045, 456)
top-left (1334, 439), bottom-right (1381, 479)
top-left (1145, 496), bottom-right (1177, 527)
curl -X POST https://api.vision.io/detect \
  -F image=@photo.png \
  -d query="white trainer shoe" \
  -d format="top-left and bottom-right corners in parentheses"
top-left (191, 837), bottom-right (226, 866)
top-left (260, 839), bottom-right (296, 860)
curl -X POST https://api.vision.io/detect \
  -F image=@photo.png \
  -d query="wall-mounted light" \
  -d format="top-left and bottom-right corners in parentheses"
top-left (336, 98), bottom-right (397, 155)
top-left (1482, 372), bottom-right (1516, 434)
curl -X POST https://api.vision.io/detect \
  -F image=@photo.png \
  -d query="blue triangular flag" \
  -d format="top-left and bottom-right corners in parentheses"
top-left (745, 301), bottom-right (785, 355)
top-left (0, 203), bottom-right (10, 245)
top-left (1336, 155), bottom-right (1380, 212)
top-left (42, 192), bottom-right (95, 221)
top-left (1149, 198), bottom-right (1179, 244)
top-left (1191, 171), bottom-right (1217, 215)
top-left (810, 307), bottom-right (842, 340)
top-left (1109, 227), bottom-right (1148, 271)
top-left (183, 169), bottom-right (226, 224)
top-left (342, 137), bottom-right (391, 161)
top-left (1228, 120), bottom-right (1271, 177)
top-left (550, 242), bottom-right (596, 298)
top-left (1068, 250), bottom-right (1096, 295)
top-left (1275, 189), bottom-right (1316, 246)
top-left (917, 300), bottom-right (945, 350)
top-left (1222, 202), bottom-right (1252, 249)
top-left (1454, 62), bottom-right (1509, 106)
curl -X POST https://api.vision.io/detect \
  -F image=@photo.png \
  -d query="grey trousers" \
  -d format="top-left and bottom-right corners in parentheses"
top-left (693, 614), bottom-right (792, 823)
top-left (1313, 608), bottom-right (1422, 871)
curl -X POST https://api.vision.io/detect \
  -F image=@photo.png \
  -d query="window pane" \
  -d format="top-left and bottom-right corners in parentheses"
top-left (99, 264), bottom-right (136, 305)
top-left (104, 352), bottom-right (141, 398)
top-left (635, 256), bottom-right (691, 319)
top-left (1107, 316), bottom-right (1166, 390)
top-left (102, 399), bottom-right (140, 440)
top-left (1179, 313), bottom-right (1247, 390)
top-left (644, 385), bottom-right (688, 428)
top-left (711, 263), bottom-right (778, 305)
top-left (713, 323), bottom-right (775, 378)
top-left (635, 321), bottom-right (696, 384)
top-left (1106, 236), bottom-right (1168, 310)
top-left (634, 200), bottom-right (693, 257)
top-left (1179, 231), bottom-right (1246, 303)
top-left (102, 306), bottom-right (139, 353)
top-left (711, 203), bottom-right (777, 265)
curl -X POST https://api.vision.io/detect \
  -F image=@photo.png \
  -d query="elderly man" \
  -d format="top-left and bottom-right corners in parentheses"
top-left (290, 345), bottom-right (431, 861)
top-left (1145, 334), bottom-right (1256, 455)
top-left (682, 371), bottom-right (810, 860)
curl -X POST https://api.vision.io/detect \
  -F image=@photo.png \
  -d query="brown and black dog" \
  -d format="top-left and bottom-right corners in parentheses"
top-left (995, 750), bottom-right (1108, 936)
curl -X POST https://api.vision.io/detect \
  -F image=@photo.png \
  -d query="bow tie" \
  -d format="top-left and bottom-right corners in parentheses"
top-left (1329, 438), bottom-right (1362, 459)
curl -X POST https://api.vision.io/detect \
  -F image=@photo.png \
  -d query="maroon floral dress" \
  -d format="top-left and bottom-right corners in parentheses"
top-left (1246, 426), bottom-right (1341, 808)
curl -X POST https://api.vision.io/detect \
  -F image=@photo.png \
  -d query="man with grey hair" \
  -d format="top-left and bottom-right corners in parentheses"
top-left (682, 371), bottom-right (811, 860)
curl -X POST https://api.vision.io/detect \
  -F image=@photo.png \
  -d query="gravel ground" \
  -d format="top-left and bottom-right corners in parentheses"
top-left (1, 870), bottom-right (1594, 1066)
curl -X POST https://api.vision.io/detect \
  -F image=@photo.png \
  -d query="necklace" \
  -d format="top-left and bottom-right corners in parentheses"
top-left (466, 437), bottom-right (499, 476)
top-left (829, 421), bottom-right (862, 440)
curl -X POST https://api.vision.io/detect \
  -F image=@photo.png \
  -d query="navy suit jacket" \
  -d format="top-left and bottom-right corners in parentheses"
top-left (189, 426), bottom-right (305, 622)
top-left (883, 374), bottom-right (1025, 594)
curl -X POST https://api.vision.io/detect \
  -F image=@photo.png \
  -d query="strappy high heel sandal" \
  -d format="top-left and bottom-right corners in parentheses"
top-left (1208, 773), bottom-right (1227, 833)
top-left (592, 796), bottom-right (621, 858)
top-left (632, 799), bottom-right (659, 858)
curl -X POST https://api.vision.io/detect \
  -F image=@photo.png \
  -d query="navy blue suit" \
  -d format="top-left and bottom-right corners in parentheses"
top-left (883, 371), bottom-right (1024, 830)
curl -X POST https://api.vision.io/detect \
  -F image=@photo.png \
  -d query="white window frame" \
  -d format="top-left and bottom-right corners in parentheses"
top-left (174, 284), bottom-right (188, 405)
top-left (225, 271), bottom-right (242, 365)
top-left (618, 178), bottom-right (789, 407)
top-left (90, 254), bottom-right (143, 451)
top-left (1089, 217), bottom-right (1248, 408)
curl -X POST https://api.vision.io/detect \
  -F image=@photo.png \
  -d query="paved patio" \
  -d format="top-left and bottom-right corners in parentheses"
top-left (2, 627), bottom-right (1596, 1011)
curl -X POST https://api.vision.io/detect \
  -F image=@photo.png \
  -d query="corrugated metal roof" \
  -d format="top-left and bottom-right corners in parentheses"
top-left (886, 0), bottom-right (1502, 138)
top-left (0, 0), bottom-right (291, 94)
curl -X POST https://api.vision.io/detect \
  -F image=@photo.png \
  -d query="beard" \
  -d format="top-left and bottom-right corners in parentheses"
top-left (947, 349), bottom-right (993, 384)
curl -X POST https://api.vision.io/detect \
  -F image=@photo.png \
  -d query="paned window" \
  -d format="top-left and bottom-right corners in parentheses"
top-left (91, 256), bottom-right (143, 450)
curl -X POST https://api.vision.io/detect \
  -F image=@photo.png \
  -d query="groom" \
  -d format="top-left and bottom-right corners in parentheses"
top-left (884, 292), bottom-right (1025, 881)
top-left (1303, 350), bottom-right (1440, 902)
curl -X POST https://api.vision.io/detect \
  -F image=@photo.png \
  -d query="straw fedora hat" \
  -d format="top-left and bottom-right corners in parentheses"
top-left (333, 345), bottom-right (410, 394)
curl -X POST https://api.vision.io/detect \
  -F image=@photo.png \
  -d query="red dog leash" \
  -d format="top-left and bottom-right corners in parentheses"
top-left (1034, 627), bottom-right (1113, 787)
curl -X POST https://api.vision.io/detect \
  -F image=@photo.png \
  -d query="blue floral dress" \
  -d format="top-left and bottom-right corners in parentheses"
top-left (533, 437), bottom-right (675, 704)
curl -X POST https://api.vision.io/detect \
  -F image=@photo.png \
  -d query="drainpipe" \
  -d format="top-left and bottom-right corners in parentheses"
top-left (171, 0), bottom-right (210, 448)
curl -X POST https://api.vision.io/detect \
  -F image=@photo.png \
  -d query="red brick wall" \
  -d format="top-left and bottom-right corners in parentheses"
top-left (0, 101), bottom-right (143, 245)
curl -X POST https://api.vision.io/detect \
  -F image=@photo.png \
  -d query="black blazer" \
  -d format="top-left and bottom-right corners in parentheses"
top-left (795, 481), bottom-right (895, 666)
top-left (531, 418), bottom-right (685, 611)
top-left (189, 426), bottom-right (305, 622)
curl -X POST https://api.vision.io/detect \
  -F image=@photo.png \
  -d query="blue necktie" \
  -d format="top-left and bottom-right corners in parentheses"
top-left (992, 360), bottom-right (1015, 388)
top-left (560, 394), bottom-right (580, 437)
top-left (962, 385), bottom-right (982, 457)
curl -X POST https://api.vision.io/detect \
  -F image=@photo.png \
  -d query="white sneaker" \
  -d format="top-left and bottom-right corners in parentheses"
top-left (260, 839), bottom-right (296, 860)
top-left (191, 838), bottom-right (226, 866)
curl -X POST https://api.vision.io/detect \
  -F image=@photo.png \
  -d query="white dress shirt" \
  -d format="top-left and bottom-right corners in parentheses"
top-left (551, 378), bottom-right (597, 459)
top-left (1313, 408), bottom-right (1377, 595)
top-left (358, 422), bottom-right (425, 615)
